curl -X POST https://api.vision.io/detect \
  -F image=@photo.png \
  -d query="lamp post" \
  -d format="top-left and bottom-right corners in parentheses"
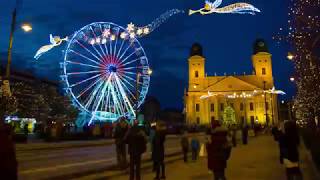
top-left (1, 0), bottom-right (32, 97)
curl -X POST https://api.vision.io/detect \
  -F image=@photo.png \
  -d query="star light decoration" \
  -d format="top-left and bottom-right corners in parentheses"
top-left (126, 22), bottom-right (150, 38)
top-left (273, 0), bottom-right (320, 123)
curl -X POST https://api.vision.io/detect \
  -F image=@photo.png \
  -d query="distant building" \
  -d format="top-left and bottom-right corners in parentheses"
top-left (184, 40), bottom-right (279, 127)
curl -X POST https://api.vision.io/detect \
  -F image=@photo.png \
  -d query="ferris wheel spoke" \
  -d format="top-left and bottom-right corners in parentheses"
top-left (89, 78), bottom-right (110, 125)
top-left (119, 41), bottom-right (134, 61)
top-left (121, 66), bottom-right (137, 71)
top-left (122, 73), bottom-right (137, 83)
top-left (117, 76), bottom-right (136, 100)
top-left (115, 74), bottom-right (136, 114)
top-left (110, 78), bottom-right (124, 116)
top-left (120, 48), bottom-right (142, 65)
top-left (90, 26), bottom-right (107, 58)
top-left (116, 38), bottom-right (125, 59)
top-left (91, 76), bottom-right (110, 115)
top-left (112, 80), bottom-right (126, 115)
top-left (77, 74), bottom-right (103, 99)
top-left (66, 61), bottom-right (100, 69)
top-left (83, 78), bottom-right (105, 110)
top-left (67, 70), bottom-right (101, 76)
top-left (113, 28), bottom-right (120, 57)
top-left (70, 73), bottom-right (101, 88)
top-left (69, 49), bottom-right (101, 66)
top-left (121, 71), bottom-right (136, 76)
top-left (114, 77), bottom-right (132, 114)
top-left (75, 40), bottom-right (102, 63)
top-left (121, 58), bottom-right (140, 67)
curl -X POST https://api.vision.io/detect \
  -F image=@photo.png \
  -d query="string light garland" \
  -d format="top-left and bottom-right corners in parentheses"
top-left (274, 0), bottom-right (320, 123)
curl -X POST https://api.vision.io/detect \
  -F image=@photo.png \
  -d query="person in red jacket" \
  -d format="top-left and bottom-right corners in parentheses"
top-left (0, 123), bottom-right (18, 180)
top-left (207, 121), bottom-right (230, 180)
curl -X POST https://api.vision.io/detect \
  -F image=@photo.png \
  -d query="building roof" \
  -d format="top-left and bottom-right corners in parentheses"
top-left (204, 76), bottom-right (262, 92)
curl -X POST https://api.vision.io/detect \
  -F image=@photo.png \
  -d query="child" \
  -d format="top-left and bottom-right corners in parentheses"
top-left (191, 137), bottom-right (200, 161)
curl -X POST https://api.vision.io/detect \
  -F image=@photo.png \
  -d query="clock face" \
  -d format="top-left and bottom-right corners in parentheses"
top-left (258, 41), bottom-right (265, 47)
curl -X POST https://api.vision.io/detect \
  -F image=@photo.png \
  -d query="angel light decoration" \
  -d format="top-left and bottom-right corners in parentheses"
top-left (189, 0), bottom-right (261, 16)
top-left (34, 34), bottom-right (68, 60)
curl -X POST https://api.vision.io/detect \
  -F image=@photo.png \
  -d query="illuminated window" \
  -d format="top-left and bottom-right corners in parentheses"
top-left (262, 68), bottom-right (266, 75)
top-left (250, 103), bottom-right (254, 111)
top-left (196, 104), bottom-right (200, 112)
top-left (210, 103), bottom-right (214, 112)
top-left (195, 71), bottom-right (199, 78)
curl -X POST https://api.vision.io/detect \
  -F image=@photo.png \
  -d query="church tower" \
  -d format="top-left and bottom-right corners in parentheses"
top-left (188, 43), bottom-right (205, 91)
top-left (251, 39), bottom-right (274, 89)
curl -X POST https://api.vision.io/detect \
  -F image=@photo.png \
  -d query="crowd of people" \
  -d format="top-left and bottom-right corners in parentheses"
top-left (0, 116), bottom-right (304, 180)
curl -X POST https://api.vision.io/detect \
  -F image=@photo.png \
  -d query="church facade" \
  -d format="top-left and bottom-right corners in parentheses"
top-left (184, 40), bottom-right (279, 127)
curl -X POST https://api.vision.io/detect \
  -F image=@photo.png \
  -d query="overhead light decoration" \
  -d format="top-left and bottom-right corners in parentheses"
top-left (189, 0), bottom-right (261, 16)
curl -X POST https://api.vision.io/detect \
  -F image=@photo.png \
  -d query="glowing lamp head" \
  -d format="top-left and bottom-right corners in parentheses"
top-left (290, 77), bottom-right (295, 82)
top-left (193, 85), bottom-right (197, 89)
top-left (21, 23), bottom-right (32, 32)
top-left (147, 69), bottom-right (153, 75)
top-left (287, 52), bottom-right (294, 60)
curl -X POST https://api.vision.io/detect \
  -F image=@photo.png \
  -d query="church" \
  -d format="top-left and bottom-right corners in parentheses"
top-left (184, 39), bottom-right (279, 127)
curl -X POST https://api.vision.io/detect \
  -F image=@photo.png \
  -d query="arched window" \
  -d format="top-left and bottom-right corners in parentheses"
top-left (195, 71), bottom-right (199, 78)
top-left (262, 68), bottom-right (266, 75)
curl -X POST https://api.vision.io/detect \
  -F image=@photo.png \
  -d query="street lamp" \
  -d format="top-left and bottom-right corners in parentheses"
top-left (21, 23), bottom-right (32, 32)
top-left (287, 52), bottom-right (295, 60)
top-left (290, 77), bottom-right (295, 82)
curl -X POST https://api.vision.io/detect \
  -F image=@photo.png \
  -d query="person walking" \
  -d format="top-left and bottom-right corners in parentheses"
top-left (207, 121), bottom-right (230, 180)
top-left (242, 125), bottom-right (249, 145)
top-left (0, 123), bottom-right (18, 180)
top-left (282, 121), bottom-right (302, 180)
top-left (149, 123), bottom-right (157, 171)
top-left (113, 117), bottom-right (129, 169)
top-left (152, 122), bottom-right (166, 180)
top-left (191, 137), bottom-right (200, 161)
top-left (181, 131), bottom-right (189, 163)
top-left (231, 124), bottom-right (237, 147)
top-left (125, 120), bottom-right (147, 180)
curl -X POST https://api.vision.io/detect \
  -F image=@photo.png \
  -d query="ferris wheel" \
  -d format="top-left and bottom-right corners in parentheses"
top-left (60, 22), bottom-right (150, 123)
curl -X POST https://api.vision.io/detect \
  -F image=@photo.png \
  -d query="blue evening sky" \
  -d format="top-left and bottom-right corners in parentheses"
top-left (0, 0), bottom-right (294, 109)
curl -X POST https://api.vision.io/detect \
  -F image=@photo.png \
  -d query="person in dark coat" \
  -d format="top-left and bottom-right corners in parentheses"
top-left (230, 124), bottom-right (237, 147)
top-left (207, 121), bottom-right (230, 180)
top-left (125, 120), bottom-right (147, 180)
top-left (152, 123), bottom-right (166, 180)
top-left (242, 125), bottom-right (249, 145)
top-left (181, 131), bottom-right (189, 163)
top-left (282, 121), bottom-right (302, 180)
top-left (113, 117), bottom-right (129, 169)
top-left (0, 123), bottom-right (18, 180)
top-left (191, 137), bottom-right (200, 161)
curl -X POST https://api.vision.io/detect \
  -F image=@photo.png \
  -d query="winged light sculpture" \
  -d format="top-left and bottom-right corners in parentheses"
top-left (189, 0), bottom-right (261, 16)
top-left (200, 91), bottom-right (217, 100)
top-left (34, 34), bottom-right (68, 60)
top-left (265, 87), bottom-right (286, 95)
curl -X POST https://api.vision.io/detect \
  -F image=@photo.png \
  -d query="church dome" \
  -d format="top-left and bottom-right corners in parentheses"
top-left (190, 43), bottom-right (203, 57)
top-left (253, 39), bottom-right (269, 54)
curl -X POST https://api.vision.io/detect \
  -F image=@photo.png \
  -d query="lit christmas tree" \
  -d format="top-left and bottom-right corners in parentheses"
top-left (274, 0), bottom-right (320, 126)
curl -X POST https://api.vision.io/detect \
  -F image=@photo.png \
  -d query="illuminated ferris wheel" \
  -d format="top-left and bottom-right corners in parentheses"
top-left (60, 22), bottom-right (150, 123)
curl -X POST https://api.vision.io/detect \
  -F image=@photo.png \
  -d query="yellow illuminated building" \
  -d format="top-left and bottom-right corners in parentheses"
top-left (184, 40), bottom-right (279, 127)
